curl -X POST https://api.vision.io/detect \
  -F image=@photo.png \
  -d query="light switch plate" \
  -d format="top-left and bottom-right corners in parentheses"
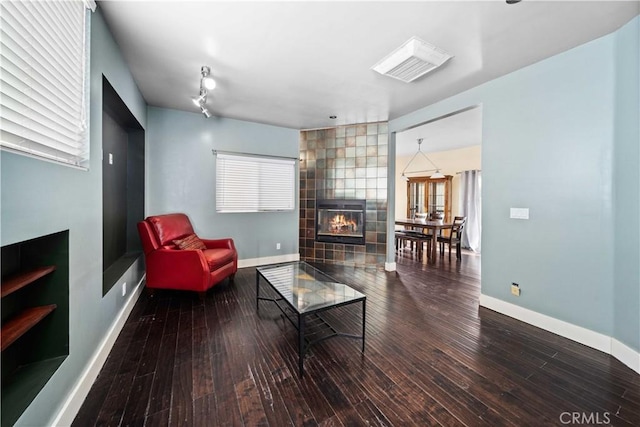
top-left (510, 208), bottom-right (529, 220)
top-left (109, 153), bottom-right (113, 165)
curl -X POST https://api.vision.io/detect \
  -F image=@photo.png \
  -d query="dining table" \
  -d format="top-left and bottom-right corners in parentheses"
top-left (395, 218), bottom-right (454, 262)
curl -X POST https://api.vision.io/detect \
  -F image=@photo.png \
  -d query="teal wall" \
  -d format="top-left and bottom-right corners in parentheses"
top-left (389, 18), bottom-right (640, 350)
top-left (1, 8), bottom-right (147, 425)
top-left (613, 17), bottom-right (640, 351)
top-left (146, 107), bottom-right (300, 260)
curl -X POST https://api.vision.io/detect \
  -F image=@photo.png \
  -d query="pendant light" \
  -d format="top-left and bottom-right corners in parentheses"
top-left (400, 138), bottom-right (445, 180)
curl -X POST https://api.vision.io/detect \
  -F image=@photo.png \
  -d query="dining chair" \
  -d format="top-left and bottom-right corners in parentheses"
top-left (438, 216), bottom-right (466, 260)
top-left (429, 211), bottom-right (444, 220)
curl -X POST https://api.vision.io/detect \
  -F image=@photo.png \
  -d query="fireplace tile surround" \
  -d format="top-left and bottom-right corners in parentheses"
top-left (299, 122), bottom-right (388, 268)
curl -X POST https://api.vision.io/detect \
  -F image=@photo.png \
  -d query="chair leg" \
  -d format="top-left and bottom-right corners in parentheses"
top-left (456, 243), bottom-right (462, 260)
top-left (448, 242), bottom-right (452, 259)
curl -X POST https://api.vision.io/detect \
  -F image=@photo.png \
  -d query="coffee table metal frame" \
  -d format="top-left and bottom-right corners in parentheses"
top-left (256, 261), bottom-right (366, 377)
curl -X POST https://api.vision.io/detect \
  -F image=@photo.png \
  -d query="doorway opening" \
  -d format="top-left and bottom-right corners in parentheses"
top-left (393, 106), bottom-right (482, 264)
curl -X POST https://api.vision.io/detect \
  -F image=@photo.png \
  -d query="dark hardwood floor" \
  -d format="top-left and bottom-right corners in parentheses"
top-left (73, 250), bottom-right (640, 426)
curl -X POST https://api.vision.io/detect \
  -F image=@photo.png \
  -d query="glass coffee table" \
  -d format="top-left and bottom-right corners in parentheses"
top-left (256, 261), bottom-right (366, 377)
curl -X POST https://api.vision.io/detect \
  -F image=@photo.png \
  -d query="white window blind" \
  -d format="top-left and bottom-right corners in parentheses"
top-left (0, 0), bottom-right (94, 168)
top-left (216, 153), bottom-right (296, 213)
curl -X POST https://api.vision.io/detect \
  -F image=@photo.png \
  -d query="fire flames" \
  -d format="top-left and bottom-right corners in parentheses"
top-left (329, 214), bottom-right (358, 234)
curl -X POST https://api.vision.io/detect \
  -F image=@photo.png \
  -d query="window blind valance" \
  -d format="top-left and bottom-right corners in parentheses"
top-left (0, 0), bottom-right (92, 168)
top-left (216, 152), bottom-right (296, 213)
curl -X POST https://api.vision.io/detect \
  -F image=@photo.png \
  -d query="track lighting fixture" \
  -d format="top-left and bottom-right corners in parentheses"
top-left (401, 138), bottom-right (445, 179)
top-left (191, 65), bottom-right (216, 118)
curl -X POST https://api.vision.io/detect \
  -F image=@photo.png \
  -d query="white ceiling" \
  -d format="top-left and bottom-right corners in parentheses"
top-left (98, 1), bottom-right (639, 133)
top-left (395, 106), bottom-right (482, 157)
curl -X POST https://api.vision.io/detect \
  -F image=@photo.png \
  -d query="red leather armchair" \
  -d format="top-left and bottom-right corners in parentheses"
top-left (137, 213), bottom-right (238, 296)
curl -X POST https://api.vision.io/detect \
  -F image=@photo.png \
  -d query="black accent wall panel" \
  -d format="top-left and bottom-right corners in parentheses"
top-left (102, 76), bottom-right (145, 295)
top-left (102, 110), bottom-right (128, 269)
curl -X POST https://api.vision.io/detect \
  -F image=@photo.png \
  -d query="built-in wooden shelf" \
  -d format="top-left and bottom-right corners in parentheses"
top-left (1, 305), bottom-right (57, 351)
top-left (2, 232), bottom-right (69, 427)
top-left (1, 266), bottom-right (56, 298)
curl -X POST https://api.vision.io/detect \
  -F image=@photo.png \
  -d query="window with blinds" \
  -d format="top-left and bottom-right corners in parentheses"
top-left (0, 0), bottom-right (94, 168)
top-left (216, 153), bottom-right (296, 213)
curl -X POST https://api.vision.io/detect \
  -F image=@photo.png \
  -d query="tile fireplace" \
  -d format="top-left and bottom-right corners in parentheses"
top-left (299, 122), bottom-right (388, 267)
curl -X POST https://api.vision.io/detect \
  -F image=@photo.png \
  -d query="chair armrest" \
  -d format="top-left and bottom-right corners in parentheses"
top-left (201, 238), bottom-right (236, 252)
top-left (201, 238), bottom-right (238, 277)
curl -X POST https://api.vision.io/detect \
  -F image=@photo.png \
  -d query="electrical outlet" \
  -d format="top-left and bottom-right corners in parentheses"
top-left (511, 282), bottom-right (521, 296)
top-left (276, 243), bottom-right (281, 250)
top-left (122, 282), bottom-right (127, 296)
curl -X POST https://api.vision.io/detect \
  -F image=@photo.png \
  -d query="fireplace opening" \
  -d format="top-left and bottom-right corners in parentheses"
top-left (316, 199), bottom-right (366, 245)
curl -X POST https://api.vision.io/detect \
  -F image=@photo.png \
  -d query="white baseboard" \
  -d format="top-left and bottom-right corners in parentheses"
top-left (385, 262), bottom-right (397, 272)
top-left (479, 294), bottom-right (640, 374)
top-left (238, 253), bottom-right (300, 269)
top-left (611, 338), bottom-right (640, 374)
top-left (51, 275), bottom-right (145, 426)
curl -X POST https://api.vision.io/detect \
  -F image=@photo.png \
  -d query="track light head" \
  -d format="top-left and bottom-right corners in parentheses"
top-left (201, 65), bottom-right (216, 90)
top-left (191, 91), bottom-right (207, 107)
top-left (202, 76), bottom-right (216, 90)
top-left (191, 86), bottom-right (208, 106)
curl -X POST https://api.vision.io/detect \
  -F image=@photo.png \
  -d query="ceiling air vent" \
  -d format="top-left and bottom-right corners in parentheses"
top-left (371, 36), bottom-right (453, 83)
